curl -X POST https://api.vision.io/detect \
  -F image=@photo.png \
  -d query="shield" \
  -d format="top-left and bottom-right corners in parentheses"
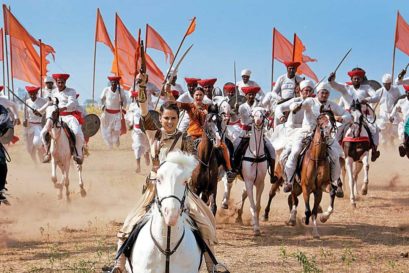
top-left (82, 114), bottom-right (100, 138)
top-left (365, 80), bottom-right (382, 91)
top-left (140, 110), bottom-right (162, 132)
top-left (228, 95), bottom-right (246, 110)
top-left (0, 128), bottom-right (14, 144)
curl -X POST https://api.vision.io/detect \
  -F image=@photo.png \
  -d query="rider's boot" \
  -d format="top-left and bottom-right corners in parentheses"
top-left (270, 159), bottom-right (278, 184)
top-left (371, 145), bottom-right (380, 162)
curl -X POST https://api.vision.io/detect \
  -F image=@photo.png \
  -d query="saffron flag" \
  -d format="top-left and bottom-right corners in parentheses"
top-left (146, 24), bottom-right (174, 63)
top-left (3, 5), bottom-right (55, 85)
top-left (395, 11), bottom-right (409, 57)
top-left (96, 8), bottom-right (114, 52)
top-left (112, 14), bottom-right (164, 89)
top-left (0, 28), bottom-right (3, 62)
top-left (185, 17), bottom-right (196, 37)
top-left (272, 28), bottom-right (318, 82)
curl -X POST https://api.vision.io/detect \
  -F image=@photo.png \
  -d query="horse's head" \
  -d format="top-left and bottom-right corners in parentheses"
top-left (45, 97), bottom-right (60, 124)
top-left (204, 104), bottom-right (223, 148)
top-left (251, 107), bottom-right (267, 129)
top-left (349, 99), bottom-right (364, 125)
top-left (155, 151), bottom-right (197, 226)
top-left (212, 96), bottom-right (231, 122)
top-left (317, 106), bottom-right (336, 140)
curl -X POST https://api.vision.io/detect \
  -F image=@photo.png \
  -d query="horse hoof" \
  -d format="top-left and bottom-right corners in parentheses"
top-left (221, 203), bottom-right (228, 210)
top-left (51, 177), bottom-right (57, 183)
top-left (80, 188), bottom-right (87, 198)
top-left (254, 230), bottom-right (261, 236)
top-left (320, 215), bottom-right (328, 223)
top-left (351, 202), bottom-right (357, 208)
top-left (361, 186), bottom-right (368, 196)
top-left (285, 220), bottom-right (296, 226)
top-left (54, 183), bottom-right (63, 190)
top-left (263, 215), bottom-right (269, 222)
top-left (317, 206), bottom-right (323, 214)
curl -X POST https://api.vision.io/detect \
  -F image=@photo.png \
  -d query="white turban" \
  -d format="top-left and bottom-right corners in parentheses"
top-left (382, 73), bottom-right (392, 83)
top-left (317, 82), bottom-right (331, 92)
top-left (44, 76), bottom-right (54, 83)
top-left (299, 79), bottom-right (314, 90)
top-left (241, 69), bottom-right (251, 77)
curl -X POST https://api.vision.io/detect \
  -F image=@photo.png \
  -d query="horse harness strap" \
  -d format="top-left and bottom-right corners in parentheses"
top-left (242, 155), bottom-right (267, 163)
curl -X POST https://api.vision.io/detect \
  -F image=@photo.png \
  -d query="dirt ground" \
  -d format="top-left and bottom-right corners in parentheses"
top-left (1, 126), bottom-right (409, 273)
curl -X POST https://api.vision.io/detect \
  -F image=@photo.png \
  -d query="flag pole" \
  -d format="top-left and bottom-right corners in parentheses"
top-left (3, 6), bottom-right (10, 100)
top-left (39, 39), bottom-right (43, 97)
top-left (392, 11), bottom-right (399, 80)
top-left (271, 28), bottom-right (275, 90)
top-left (1, 29), bottom-right (5, 95)
top-left (292, 33), bottom-right (296, 62)
top-left (7, 6), bottom-right (14, 101)
top-left (144, 24), bottom-right (148, 53)
top-left (114, 13), bottom-right (120, 77)
top-left (92, 9), bottom-right (99, 105)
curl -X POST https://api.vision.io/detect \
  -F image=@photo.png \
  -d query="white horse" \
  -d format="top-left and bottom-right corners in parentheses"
top-left (41, 99), bottom-right (86, 201)
top-left (342, 102), bottom-right (371, 207)
top-left (224, 107), bottom-right (268, 236)
top-left (129, 151), bottom-right (202, 273)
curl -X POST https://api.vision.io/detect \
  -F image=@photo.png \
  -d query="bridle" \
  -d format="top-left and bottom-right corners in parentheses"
top-left (150, 168), bottom-right (189, 273)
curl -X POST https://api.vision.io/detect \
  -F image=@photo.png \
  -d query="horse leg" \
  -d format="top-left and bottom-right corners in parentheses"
top-left (76, 162), bottom-right (86, 197)
top-left (320, 187), bottom-right (336, 223)
top-left (221, 174), bottom-right (232, 209)
top-left (286, 192), bottom-right (298, 226)
top-left (263, 182), bottom-right (279, 221)
top-left (361, 154), bottom-right (369, 195)
top-left (63, 165), bottom-right (70, 203)
top-left (302, 186), bottom-right (311, 226)
top-left (353, 160), bottom-right (363, 197)
top-left (345, 157), bottom-right (356, 207)
top-left (311, 190), bottom-right (322, 239)
top-left (245, 181), bottom-right (259, 235)
top-left (254, 176), bottom-right (265, 236)
top-left (236, 187), bottom-right (247, 224)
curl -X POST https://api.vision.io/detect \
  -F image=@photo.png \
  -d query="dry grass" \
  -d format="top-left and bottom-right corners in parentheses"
top-left (0, 125), bottom-right (408, 272)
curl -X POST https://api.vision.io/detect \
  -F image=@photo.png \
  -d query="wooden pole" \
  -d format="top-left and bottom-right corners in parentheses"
top-left (292, 33), bottom-right (296, 62)
top-left (39, 39), bottom-right (43, 97)
top-left (144, 24), bottom-right (148, 53)
top-left (271, 28), bottom-right (275, 91)
top-left (3, 8), bottom-right (10, 99)
top-left (392, 11), bottom-right (399, 80)
top-left (92, 9), bottom-right (98, 104)
top-left (8, 6), bottom-right (14, 101)
top-left (1, 29), bottom-right (5, 95)
top-left (114, 13), bottom-right (120, 77)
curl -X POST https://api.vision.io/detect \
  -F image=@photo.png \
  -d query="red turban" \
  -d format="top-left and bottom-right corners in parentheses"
top-left (52, 74), bottom-right (70, 81)
top-left (184, 78), bottom-right (200, 85)
top-left (242, 86), bottom-right (260, 95)
top-left (347, 69), bottom-right (366, 78)
top-left (0, 86), bottom-right (4, 92)
top-left (108, 76), bottom-right (121, 82)
top-left (198, 78), bottom-right (217, 87)
top-left (223, 84), bottom-right (236, 93)
top-left (130, 91), bottom-right (138, 97)
top-left (403, 85), bottom-right (409, 92)
top-left (171, 90), bottom-right (180, 98)
top-left (284, 61), bottom-right (301, 68)
top-left (25, 86), bottom-right (40, 93)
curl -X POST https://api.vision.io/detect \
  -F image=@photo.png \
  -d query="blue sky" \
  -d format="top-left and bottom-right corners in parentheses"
top-left (3, 0), bottom-right (409, 102)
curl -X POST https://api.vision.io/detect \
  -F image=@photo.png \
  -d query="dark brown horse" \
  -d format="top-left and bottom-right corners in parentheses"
top-left (190, 110), bottom-right (224, 215)
top-left (286, 113), bottom-right (336, 239)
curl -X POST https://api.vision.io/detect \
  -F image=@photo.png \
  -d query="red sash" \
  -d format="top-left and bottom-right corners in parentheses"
top-left (342, 136), bottom-right (370, 144)
top-left (60, 111), bottom-right (84, 125)
top-left (105, 109), bottom-right (121, 114)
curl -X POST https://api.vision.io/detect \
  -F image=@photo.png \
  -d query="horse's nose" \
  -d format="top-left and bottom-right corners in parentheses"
top-left (163, 207), bottom-right (169, 216)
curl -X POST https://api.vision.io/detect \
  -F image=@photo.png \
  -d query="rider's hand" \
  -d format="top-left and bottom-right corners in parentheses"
top-left (14, 118), bottom-right (21, 126)
top-left (137, 73), bottom-right (148, 87)
top-left (328, 72), bottom-right (336, 82)
top-left (398, 69), bottom-right (406, 80)
top-left (279, 116), bottom-right (286, 123)
top-left (335, 116), bottom-right (343, 123)
top-left (33, 109), bottom-right (42, 117)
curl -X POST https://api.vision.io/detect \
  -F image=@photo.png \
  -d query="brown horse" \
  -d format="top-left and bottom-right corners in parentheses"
top-left (190, 110), bottom-right (224, 215)
top-left (286, 113), bottom-right (336, 239)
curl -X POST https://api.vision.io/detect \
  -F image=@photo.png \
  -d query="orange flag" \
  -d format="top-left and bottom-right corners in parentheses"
top-left (0, 28), bottom-right (3, 62)
top-left (272, 28), bottom-right (318, 82)
top-left (395, 11), bottom-right (409, 56)
top-left (112, 14), bottom-right (164, 89)
top-left (96, 8), bottom-right (114, 52)
top-left (146, 24), bottom-right (174, 63)
top-left (185, 17), bottom-right (196, 37)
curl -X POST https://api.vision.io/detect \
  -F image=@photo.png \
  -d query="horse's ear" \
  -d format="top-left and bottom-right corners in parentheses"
top-left (320, 104), bottom-right (324, 113)
top-left (55, 97), bottom-right (59, 106)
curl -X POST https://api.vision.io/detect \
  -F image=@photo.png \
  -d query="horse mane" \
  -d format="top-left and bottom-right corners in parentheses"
top-left (165, 151), bottom-right (198, 181)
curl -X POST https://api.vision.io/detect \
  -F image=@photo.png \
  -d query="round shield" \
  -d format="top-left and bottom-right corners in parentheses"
top-left (0, 128), bottom-right (14, 144)
top-left (366, 80), bottom-right (382, 91)
top-left (82, 114), bottom-right (101, 138)
top-left (228, 95), bottom-right (246, 110)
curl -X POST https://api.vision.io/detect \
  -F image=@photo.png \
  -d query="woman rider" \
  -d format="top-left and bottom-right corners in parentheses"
top-left (111, 74), bottom-right (221, 273)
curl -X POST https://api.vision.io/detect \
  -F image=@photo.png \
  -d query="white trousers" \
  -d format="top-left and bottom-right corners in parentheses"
top-left (60, 115), bottom-right (84, 158)
top-left (101, 112), bottom-right (122, 148)
top-left (25, 124), bottom-right (44, 155)
top-left (132, 129), bottom-right (149, 159)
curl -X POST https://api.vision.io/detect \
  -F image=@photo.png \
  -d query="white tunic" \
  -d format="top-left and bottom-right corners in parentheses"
top-left (52, 87), bottom-right (78, 112)
top-left (43, 87), bottom-right (56, 99)
top-left (236, 80), bottom-right (263, 97)
top-left (0, 96), bottom-right (19, 120)
top-left (329, 81), bottom-right (378, 109)
top-left (275, 97), bottom-right (304, 129)
top-left (391, 97), bottom-right (409, 126)
top-left (25, 97), bottom-right (47, 123)
top-left (126, 102), bottom-right (149, 158)
top-left (238, 101), bottom-right (259, 126)
top-left (101, 87), bottom-right (128, 111)
top-left (272, 74), bottom-right (303, 100)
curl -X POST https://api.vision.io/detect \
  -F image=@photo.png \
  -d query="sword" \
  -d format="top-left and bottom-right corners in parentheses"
top-left (333, 48), bottom-right (352, 74)
top-left (6, 86), bottom-right (42, 116)
top-left (234, 61), bottom-right (238, 109)
top-left (398, 62), bottom-right (409, 80)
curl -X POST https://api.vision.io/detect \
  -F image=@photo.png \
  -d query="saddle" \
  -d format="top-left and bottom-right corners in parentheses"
top-left (233, 137), bottom-right (272, 175)
top-left (61, 122), bottom-right (77, 156)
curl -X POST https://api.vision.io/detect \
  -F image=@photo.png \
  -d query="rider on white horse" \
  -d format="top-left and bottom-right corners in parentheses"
top-left (43, 73), bottom-right (85, 165)
top-left (23, 86), bottom-right (47, 162)
top-left (282, 81), bottom-right (351, 196)
top-left (100, 76), bottom-right (128, 149)
top-left (234, 86), bottom-right (276, 183)
top-left (390, 85), bottom-right (409, 157)
top-left (111, 73), bottom-right (220, 273)
top-left (328, 67), bottom-right (381, 162)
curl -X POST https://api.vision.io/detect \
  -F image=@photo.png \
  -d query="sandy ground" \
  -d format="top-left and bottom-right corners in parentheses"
top-left (0, 125), bottom-right (409, 273)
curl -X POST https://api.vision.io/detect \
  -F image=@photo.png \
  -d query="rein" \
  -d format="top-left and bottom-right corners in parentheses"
top-left (151, 182), bottom-right (189, 273)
